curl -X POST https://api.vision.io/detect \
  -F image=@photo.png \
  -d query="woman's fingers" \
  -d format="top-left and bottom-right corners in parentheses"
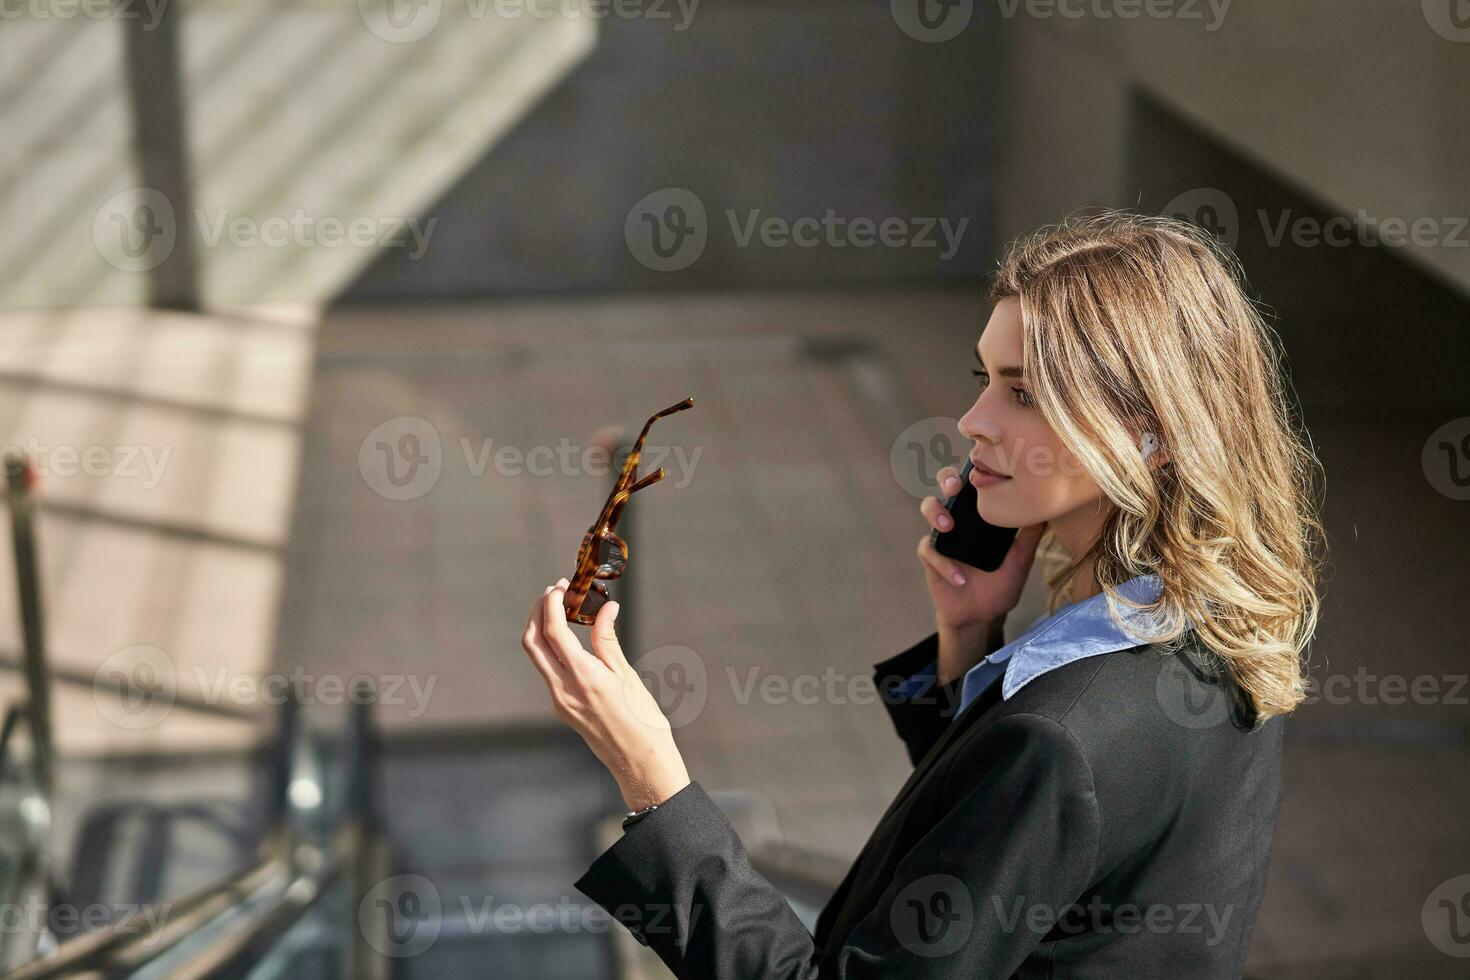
top-left (918, 465), bottom-right (966, 584)
top-left (522, 584), bottom-right (554, 653)
top-left (934, 464), bottom-right (963, 499)
top-left (587, 600), bottom-right (626, 671)
top-left (540, 579), bottom-right (581, 663)
top-left (920, 494), bottom-right (955, 533)
top-left (916, 532), bottom-right (968, 587)
top-left (523, 585), bottom-right (570, 679)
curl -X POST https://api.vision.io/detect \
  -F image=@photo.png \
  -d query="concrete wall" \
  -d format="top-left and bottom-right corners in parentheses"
top-left (994, 2), bottom-right (1470, 297)
top-left (340, 1), bottom-right (1007, 299)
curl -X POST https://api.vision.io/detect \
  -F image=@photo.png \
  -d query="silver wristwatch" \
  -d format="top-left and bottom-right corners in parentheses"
top-left (621, 803), bottom-right (660, 830)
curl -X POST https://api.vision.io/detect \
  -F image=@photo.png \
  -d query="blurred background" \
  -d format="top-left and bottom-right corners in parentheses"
top-left (0, 0), bottom-right (1467, 976)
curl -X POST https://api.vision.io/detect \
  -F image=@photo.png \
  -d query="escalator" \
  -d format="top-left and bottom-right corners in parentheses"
top-left (2, 676), bottom-right (392, 980)
top-left (0, 448), bottom-right (846, 980)
top-left (0, 454), bottom-right (393, 980)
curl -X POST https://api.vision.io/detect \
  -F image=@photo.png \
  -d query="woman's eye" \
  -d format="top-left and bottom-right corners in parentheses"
top-left (973, 370), bottom-right (1034, 407)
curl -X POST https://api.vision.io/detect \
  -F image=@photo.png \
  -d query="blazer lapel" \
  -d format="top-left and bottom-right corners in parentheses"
top-left (872, 678), bottom-right (1000, 842)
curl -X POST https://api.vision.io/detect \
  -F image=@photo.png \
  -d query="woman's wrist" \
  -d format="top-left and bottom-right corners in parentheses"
top-left (936, 618), bottom-right (1005, 686)
top-left (618, 762), bottom-right (691, 813)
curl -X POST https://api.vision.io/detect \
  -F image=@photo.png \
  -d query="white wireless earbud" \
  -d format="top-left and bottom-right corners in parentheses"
top-left (1139, 431), bottom-right (1159, 462)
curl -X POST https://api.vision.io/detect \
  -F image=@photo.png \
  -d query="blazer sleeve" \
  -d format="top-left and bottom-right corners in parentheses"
top-left (572, 713), bottom-right (1101, 979)
top-left (872, 627), bottom-right (1004, 767)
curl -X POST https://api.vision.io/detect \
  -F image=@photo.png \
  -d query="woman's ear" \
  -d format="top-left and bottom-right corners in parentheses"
top-left (1138, 430), bottom-right (1172, 471)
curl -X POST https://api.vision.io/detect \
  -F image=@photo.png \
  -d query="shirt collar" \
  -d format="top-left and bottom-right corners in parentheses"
top-left (958, 573), bottom-right (1169, 713)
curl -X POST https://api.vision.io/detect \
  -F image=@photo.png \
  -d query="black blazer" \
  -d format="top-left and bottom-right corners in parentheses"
top-left (575, 628), bottom-right (1284, 978)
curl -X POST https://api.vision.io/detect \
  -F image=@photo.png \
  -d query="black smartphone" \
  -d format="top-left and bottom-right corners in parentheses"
top-left (929, 460), bottom-right (1019, 572)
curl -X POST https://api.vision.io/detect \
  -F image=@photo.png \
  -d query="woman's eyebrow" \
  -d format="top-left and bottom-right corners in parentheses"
top-left (973, 346), bottom-right (1025, 378)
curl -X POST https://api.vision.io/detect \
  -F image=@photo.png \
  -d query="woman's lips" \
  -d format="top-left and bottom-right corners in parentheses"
top-left (970, 463), bottom-right (1012, 488)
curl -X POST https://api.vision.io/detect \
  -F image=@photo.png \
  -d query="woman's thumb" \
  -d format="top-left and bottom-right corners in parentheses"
top-left (591, 601), bottom-right (625, 667)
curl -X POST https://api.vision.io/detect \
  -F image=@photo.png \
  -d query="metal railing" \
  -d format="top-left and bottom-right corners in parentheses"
top-left (1, 680), bottom-right (386, 980)
top-left (0, 455), bottom-right (65, 971)
top-left (0, 453), bottom-right (388, 977)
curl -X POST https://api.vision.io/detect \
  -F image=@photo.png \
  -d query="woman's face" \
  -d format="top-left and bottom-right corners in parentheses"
top-left (959, 297), bottom-right (1110, 550)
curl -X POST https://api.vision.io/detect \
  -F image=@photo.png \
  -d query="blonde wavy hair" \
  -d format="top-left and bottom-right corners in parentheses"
top-left (990, 209), bottom-right (1325, 722)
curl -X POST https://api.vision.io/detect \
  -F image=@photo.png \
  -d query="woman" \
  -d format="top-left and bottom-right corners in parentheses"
top-left (520, 210), bottom-right (1324, 978)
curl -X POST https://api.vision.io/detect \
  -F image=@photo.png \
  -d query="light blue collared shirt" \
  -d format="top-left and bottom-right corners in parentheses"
top-left (899, 573), bottom-right (1171, 720)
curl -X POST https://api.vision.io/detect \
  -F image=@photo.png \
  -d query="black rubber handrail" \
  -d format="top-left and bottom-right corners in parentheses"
top-left (20, 684), bottom-right (381, 979)
top-left (161, 829), bottom-right (357, 980)
top-left (0, 846), bottom-right (286, 980)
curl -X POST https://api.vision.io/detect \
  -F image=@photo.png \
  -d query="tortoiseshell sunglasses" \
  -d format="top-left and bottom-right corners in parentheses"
top-left (563, 397), bottom-right (694, 625)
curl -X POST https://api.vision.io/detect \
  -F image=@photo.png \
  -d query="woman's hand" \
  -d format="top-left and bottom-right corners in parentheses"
top-left (917, 465), bottom-right (1048, 680)
top-left (520, 579), bottom-right (691, 812)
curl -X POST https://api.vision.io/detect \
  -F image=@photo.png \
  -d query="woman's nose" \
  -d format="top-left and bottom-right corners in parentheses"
top-left (958, 398), bottom-right (1001, 445)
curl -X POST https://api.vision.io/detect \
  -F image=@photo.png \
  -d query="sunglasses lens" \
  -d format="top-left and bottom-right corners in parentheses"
top-left (594, 537), bottom-right (626, 578)
top-left (579, 582), bottom-right (609, 618)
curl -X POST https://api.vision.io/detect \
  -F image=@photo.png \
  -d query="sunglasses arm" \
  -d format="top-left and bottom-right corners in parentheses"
top-left (610, 397), bottom-right (693, 496)
top-left (602, 468), bottom-right (666, 529)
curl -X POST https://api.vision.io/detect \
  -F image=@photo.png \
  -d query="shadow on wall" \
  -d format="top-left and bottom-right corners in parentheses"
top-left (1125, 89), bottom-right (1470, 422)
top-left (339, 1), bottom-right (1006, 301)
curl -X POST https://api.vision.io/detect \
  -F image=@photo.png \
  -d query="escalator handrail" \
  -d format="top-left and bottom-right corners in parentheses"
top-left (0, 843), bottom-right (285, 980)
top-left (0, 701), bottom-right (28, 785)
top-left (157, 824), bottom-right (362, 980)
top-left (0, 672), bottom-right (382, 980)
